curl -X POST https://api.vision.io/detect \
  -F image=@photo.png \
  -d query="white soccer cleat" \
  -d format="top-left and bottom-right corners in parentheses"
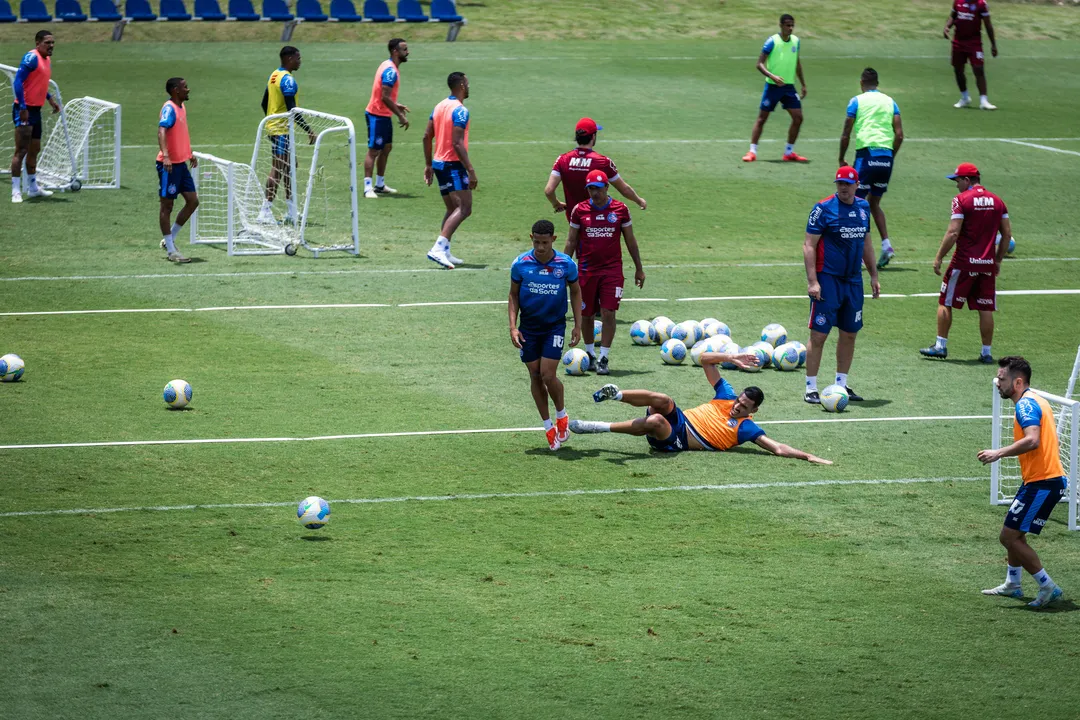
top-left (568, 419), bottom-right (609, 434)
top-left (373, 185), bottom-right (397, 195)
top-left (980, 99), bottom-right (997, 110)
top-left (11, 191), bottom-right (22, 204)
top-left (364, 188), bottom-right (378, 199)
top-left (954, 97), bottom-right (972, 109)
top-left (447, 251), bottom-right (464, 265)
top-left (257, 207), bottom-right (276, 224)
top-left (1028, 584), bottom-right (1062, 608)
top-left (25, 186), bottom-right (53, 198)
top-left (167, 251), bottom-right (192, 264)
top-left (981, 582), bottom-right (1023, 598)
top-left (426, 250), bottom-right (455, 269)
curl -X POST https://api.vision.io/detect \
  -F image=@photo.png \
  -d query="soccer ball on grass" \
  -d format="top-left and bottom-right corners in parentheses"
top-left (629, 320), bottom-right (654, 346)
top-left (820, 384), bottom-right (849, 413)
top-left (163, 379), bottom-right (193, 408)
top-left (297, 496), bottom-right (330, 530)
top-left (660, 338), bottom-right (687, 365)
top-left (0, 353), bottom-right (25, 382)
top-left (562, 348), bottom-right (590, 375)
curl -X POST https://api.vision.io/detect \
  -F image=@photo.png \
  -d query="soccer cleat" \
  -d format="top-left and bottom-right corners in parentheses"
top-left (954, 97), bottom-right (972, 109)
top-left (593, 384), bottom-right (620, 403)
top-left (257, 207), bottom-right (276, 224)
top-left (546, 427), bottom-right (561, 451)
top-left (569, 419), bottom-right (609, 434)
top-left (364, 188), bottom-right (378, 199)
top-left (159, 238), bottom-right (168, 250)
top-left (426, 251), bottom-right (455, 270)
top-left (877, 247), bottom-right (895, 269)
top-left (373, 185), bottom-right (397, 195)
top-left (804, 390), bottom-right (821, 404)
top-left (979, 353), bottom-right (995, 364)
top-left (555, 415), bottom-right (570, 444)
top-left (741, 151), bottom-right (757, 162)
top-left (843, 386), bottom-right (864, 402)
top-left (981, 582), bottom-right (1024, 598)
top-left (596, 356), bottom-right (610, 375)
top-left (1028, 584), bottom-right (1062, 608)
top-left (11, 191), bottom-right (22, 204)
top-left (587, 353), bottom-right (597, 372)
top-left (919, 345), bottom-right (948, 359)
top-left (782, 152), bottom-right (809, 163)
top-left (26, 186), bottom-right (53, 198)
top-left (980, 99), bottom-right (997, 111)
top-left (447, 251), bottom-right (464, 266)
top-left (167, 252), bottom-right (191, 264)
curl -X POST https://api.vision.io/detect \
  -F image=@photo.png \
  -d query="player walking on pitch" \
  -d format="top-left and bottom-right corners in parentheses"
top-left (978, 356), bottom-right (1066, 608)
top-left (945, 0), bottom-right (998, 110)
top-left (9, 30), bottom-right (61, 204)
top-left (838, 68), bottom-right (904, 269)
top-left (423, 71), bottom-right (474, 269)
top-left (509, 220), bottom-right (583, 452)
top-left (364, 38), bottom-right (410, 199)
top-left (564, 170), bottom-right (645, 376)
top-left (156, 78), bottom-right (198, 264)
top-left (259, 46), bottom-right (316, 224)
top-left (803, 166), bottom-right (880, 404)
top-left (545, 117), bottom-right (646, 221)
top-left (743, 14), bottom-right (808, 163)
top-left (920, 163), bottom-right (1010, 363)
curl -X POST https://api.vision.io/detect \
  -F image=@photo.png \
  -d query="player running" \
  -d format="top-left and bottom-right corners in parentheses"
top-left (564, 170), bottom-right (645, 376)
top-left (544, 117), bottom-right (646, 221)
top-left (9, 30), bottom-right (61, 204)
top-left (364, 38), bottom-right (410, 200)
top-left (920, 163), bottom-right (1010, 363)
top-left (423, 72), bottom-right (474, 270)
top-left (156, 78), bottom-right (199, 264)
top-left (258, 46), bottom-right (316, 224)
top-left (569, 352), bottom-right (832, 463)
top-left (743, 14), bottom-right (808, 163)
top-left (944, 0), bottom-right (998, 110)
top-left (978, 356), bottom-right (1066, 608)
top-left (509, 219), bottom-right (583, 452)
top-left (803, 166), bottom-right (881, 404)
top-left (838, 68), bottom-right (904, 269)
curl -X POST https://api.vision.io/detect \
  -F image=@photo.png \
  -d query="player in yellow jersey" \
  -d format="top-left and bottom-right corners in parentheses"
top-left (978, 356), bottom-right (1067, 608)
top-left (258, 46), bottom-right (315, 224)
top-left (570, 349), bottom-right (831, 463)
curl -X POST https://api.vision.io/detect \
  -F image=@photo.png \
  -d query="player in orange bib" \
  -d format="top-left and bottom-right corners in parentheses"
top-left (363, 38), bottom-right (410, 199)
top-left (423, 71), bottom-right (474, 269)
top-left (156, 77), bottom-right (199, 263)
top-left (10, 30), bottom-right (61, 203)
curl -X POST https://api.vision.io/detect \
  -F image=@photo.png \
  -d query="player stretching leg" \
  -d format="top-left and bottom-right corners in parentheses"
top-left (564, 170), bottom-right (645, 375)
top-left (508, 220), bottom-right (583, 451)
top-left (743, 14), bottom-right (808, 163)
top-left (156, 78), bottom-right (198, 264)
top-left (838, 68), bottom-right (904, 269)
top-left (259, 46), bottom-right (316, 224)
top-left (570, 350), bottom-right (831, 463)
top-left (803, 167), bottom-right (881, 404)
top-left (544, 118), bottom-right (646, 221)
top-left (978, 357), bottom-right (1066, 608)
top-left (920, 163), bottom-right (1010, 363)
top-left (423, 72), bottom-right (474, 269)
top-left (10, 31), bottom-right (60, 204)
top-left (944, 0), bottom-right (997, 110)
top-left (363, 38), bottom-right (410, 199)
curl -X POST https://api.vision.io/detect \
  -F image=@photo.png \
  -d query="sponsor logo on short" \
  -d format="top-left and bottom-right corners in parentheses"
top-left (976, 297), bottom-right (994, 305)
top-left (1033, 518), bottom-right (1047, 527)
top-left (956, 296), bottom-right (967, 304)
top-left (815, 314), bottom-right (826, 326)
top-left (167, 183), bottom-right (177, 194)
top-left (1009, 499), bottom-right (1025, 515)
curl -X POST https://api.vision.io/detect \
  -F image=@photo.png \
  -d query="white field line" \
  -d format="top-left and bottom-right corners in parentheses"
top-left (0, 475), bottom-right (985, 518)
top-left (0, 414), bottom-right (991, 452)
top-left (998, 139), bottom-right (1080, 158)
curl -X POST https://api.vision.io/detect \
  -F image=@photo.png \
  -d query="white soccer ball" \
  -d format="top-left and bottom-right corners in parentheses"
top-left (593, 319), bottom-right (603, 337)
top-left (629, 320), bottom-right (653, 346)
top-left (0, 353), bottom-right (25, 382)
top-left (995, 232), bottom-right (1016, 255)
top-left (750, 341), bottom-right (774, 368)
top-left (660, 338), bottom-right (687, 365)
top-left (761, 323), bottom-right (788, 347)
top-left (820, 384), bottom-right (849, 413)
top-left (690, 340), bottom-right (709, 366)
top-left (297, 495), bottom-right (330, 530)
top-left (741, 346), bottom-right (766, 373)
top-left (700, 317), bottom-right (720, 331)
top-left (771, 343), bottom-right (800, 371)
top-left (652, 318), bottom-right (676, 344)
top-left (704, 321), bottom-right (731, 339)
top-left (163, 379), bottom-right (192, 408)
top-left (670, 320), bottom-right (700, 346)
top-left (789, 340), bottom-right (807, 367)
top-left (562, 348), bottom-right (590, 375)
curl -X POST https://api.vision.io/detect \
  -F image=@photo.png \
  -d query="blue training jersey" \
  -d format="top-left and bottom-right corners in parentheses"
top-left (806, 194), bottom-right (871, 279)
top-left (511, 250), bottom-right (578, 330)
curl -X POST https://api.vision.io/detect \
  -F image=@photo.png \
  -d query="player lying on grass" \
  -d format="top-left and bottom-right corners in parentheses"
top-left (570, 350), bottom-right (831, 463)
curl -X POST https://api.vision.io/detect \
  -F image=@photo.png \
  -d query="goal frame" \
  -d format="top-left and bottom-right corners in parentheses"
top-left (0, 63), bottom-right (75, 183)
top-left (37, 96), bottom-right (122, 191)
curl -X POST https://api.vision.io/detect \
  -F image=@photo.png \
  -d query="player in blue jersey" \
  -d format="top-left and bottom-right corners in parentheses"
top-left (509, 219), bottom-right (583, 451)
top-left (802, 166), bottom-right (881, 404)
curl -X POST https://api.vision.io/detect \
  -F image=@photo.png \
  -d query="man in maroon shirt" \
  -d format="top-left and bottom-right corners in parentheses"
top-left (565, 170), bottom-right (646, 376)
top-left (544, 117), bottom-right (647, 223)
top-left (920, 163), bottom-right (1012, 363)
top-left (944, 0), bottom-right (998, 110)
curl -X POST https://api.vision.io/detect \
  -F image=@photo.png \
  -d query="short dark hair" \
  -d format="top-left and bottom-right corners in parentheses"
top-left (165, 77), bottom-right (185, 95)
top-left (389, 38), bottom-right (406, 54)
top-left (447, 71), bottom-right (466, 90)
top-left (779, 13), bottom-right (794, 24)
top-left (280, 45), bottom-right (299, 61)
top-left (531, 219), bottom-right (555, 236)
top-left (999, 356), bottom-right (1032, 385)
top-left (742, 386), bottom-right (765, 408)
top-left (35, 30), bottom-right (53, 43)
top-left (861, 67), bottom-right (879, 85)
top-left (574, 130), bottom-right (595, 146)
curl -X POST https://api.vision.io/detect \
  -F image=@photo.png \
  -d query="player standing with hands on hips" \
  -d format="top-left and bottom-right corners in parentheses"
top-left (743, 14), bottom-right (807, 163)
top-left (156, 78), bottom-right (199, 264)
top-left (10, 30), bottom-right (61, 204)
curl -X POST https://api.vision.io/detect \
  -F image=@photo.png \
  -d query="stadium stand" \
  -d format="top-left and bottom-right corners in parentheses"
top-left (362, 0), bottom-right (392, 21)
top-left (193, 0), bottom-right (225, 19)
top-left (55, 0), bottom-right (88, 20)
top-left (296, 0), bottom-right (326, 21)
top-left (90, 0), bottom-right (122, 20)
top-left (328, 0), bottom-right (361, 20)
top-left (19, 0), bottom-right (52, 21)
top-left (227, 0), bottom-right (259, 19)
top-left (0, 0), bottom-right (16, 20)
top-left (160, 0), bottom-right (191, 19)
top-left (396, 0), bottom-right (426, 22)
top-left (123, 0), bottom-right (156, 20)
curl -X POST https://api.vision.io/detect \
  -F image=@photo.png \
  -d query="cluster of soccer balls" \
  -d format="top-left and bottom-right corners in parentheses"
top-left (635, 317), bottom-right (807, 372)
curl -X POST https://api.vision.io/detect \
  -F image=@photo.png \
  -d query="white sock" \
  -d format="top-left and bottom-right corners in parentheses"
top-left (982, 345), bottom-right (992, 357)
top-left (27, 172), bottom-right (38, 189)
top-left (599, 347), bottom-right (610, 359)
top-left (749, 143), bottom-right (758, 154)
top-left (1007, 565), bottom-right (1022, 586)
top-left (163, 236), bottom-right (177, 253)
top-left (835, 372), bottom-right (848, 387)
top-left (881, 237), bottom-right (892, 252)
top-left (614, 391), bottom-right (624, 401)
top-left (437, 235), bottom-right (449, 252)
top-left (805, 375), bottom-right (817, 391)
top-left (364, 177), bottom-right (373, 190)
top-left (584, 343), bottom-right (595, 355)
top-left (261, 199), bottom-right (272, 211)
top-left (555, 408), bottom-right (567, 420)
top-left (11, 177), bottom-right (19, 192)
top-left (785, 143), bottom-right (794, 154)
top-left (595, 422), bottom-right (612, 432)
top-left (980, 94), bottom-right (989, 103)
top-left (543, 418), bottom-right (554, 431)
top-left (1033, 568), bottom-right (1053, 588)
top-left (961, 90), bottom-right (971, 101)
top-left (376, 175), bottom-right (385, 188)
top-left (936, 336), bottom-right (948, 350)
top-left (169, 222), bottom-right (182, 240)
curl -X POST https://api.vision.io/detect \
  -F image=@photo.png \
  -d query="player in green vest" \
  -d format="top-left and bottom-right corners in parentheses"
top-left (742, 14), bottom-right (808, 163)
top-left (839, 68), bottom-right (904, 269)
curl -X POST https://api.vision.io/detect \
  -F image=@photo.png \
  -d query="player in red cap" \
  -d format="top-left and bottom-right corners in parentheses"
top-left (564, 169), bottom-right (645, 376)
top-left (920, 163), bottom-right (1011, 363)
top-left (944, 0), bottom-right (998, 110)
top-left (544, 118), bottom-right (646, 223)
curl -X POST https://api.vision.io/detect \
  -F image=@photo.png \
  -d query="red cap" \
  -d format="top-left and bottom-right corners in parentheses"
top-left (585, 169), bottom-right (609, 188)
top-left (835, 166), bottom-right (858, 184)
top-left (575, 117), bottom-right (602, 135)
top-left (946, 162), bottom-right (980, 180)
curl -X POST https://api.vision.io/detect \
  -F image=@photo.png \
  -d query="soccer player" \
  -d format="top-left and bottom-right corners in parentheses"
top-left (156, 78), bottom-right (198, 264)
top-left (564, 170), bottom-right (645, 376)
top-left (944, 0), bottom-right (998, 110)
top-left (9, 30), bottom-right (61, 204)
top-left (258, 46), bottom-right (316, 224)
top-left (838, 68), bottom-right (904, 269)
top-left (423, 71), bottom-right (474, 270)
top-left (919, 163), bottom-right (1010, 363)
top-left (742, 14), bottom-right (807, 163)
top-left (569, 354), bottom-right (832, 464)
top-left (364, 38), bottom-right (410, 200)
top-left (509, 219), bottom-right (583, 452)
top-left (803, 166), bottom-right (881, 404)
top-left (544, 118), bottom-right (646, 221)
top-left (978, 357), bottom-right (1066, 608)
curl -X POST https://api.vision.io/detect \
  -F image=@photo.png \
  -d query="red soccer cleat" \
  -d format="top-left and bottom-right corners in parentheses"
top-left (556, 415), bottom-right (570, 444)
top-left (741, 151), bottom-right (757, 162)
top-left (546, 427), bottom-right (561, 451)
top-left (782, 152), bottom-right (809, 162)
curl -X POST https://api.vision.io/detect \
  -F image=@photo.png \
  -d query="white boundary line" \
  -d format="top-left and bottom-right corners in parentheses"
top-left (998, 139), bottom-right (1080, 158)
top-left (0, 475), bottom-right (985, 518)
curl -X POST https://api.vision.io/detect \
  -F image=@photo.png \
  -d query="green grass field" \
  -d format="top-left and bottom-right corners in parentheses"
top-left (3, 2), bottom-right (1080, 717)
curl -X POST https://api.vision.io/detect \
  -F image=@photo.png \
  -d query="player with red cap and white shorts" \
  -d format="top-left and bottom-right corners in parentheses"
top-left (564, 169), bottom-right (646, 376)
top-left (920, 162), bottom-right (1012, 363)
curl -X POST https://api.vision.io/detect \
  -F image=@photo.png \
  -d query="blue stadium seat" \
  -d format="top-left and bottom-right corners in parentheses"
top-left (328, 0), bottom-right (360, 21)
top-left (227, 0), bottom-right (257, 19)
top-left (430, 0), bottom-right (461, 22)
top-left (89, 0), bottom-right (121, 20)
top-left (0, 0), bottom-right (17, 20)
top-left (296, 0), bottom-right (325, 21)
top-left (261, 0), bottom-right (292, 20)
top-left (362, 0), bottom-right (393, 21)
top-left (19, 0), bottom-right (52, 20)
top-left (160, 0), bottom-right (191, 19)
top-left (56, 0), bottom-right (88, 20)
top-left (396, 0), bottom-right (426, 21)
top-left (124, 0), bottom-right (156, 20)
top-left (192, 0), bottom-right (224, 19)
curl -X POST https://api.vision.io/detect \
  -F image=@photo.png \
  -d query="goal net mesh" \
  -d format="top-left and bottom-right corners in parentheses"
top-left (36, 96), bottom-right (121, 190)
top-left (190, 152), bottom-right (293, 255)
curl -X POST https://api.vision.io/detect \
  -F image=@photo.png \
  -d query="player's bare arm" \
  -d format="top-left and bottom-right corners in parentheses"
top-left (978, 423), bottom-right (1040, 464)
top-left (944, 10), bottom-right (956, 38)
top-left (796, 58), bottom-right (807, 98)
top-left (381, 85), bottom-right (409, 130)
top-left (993, 216), bottom-right (1013, 271)
top-left (862, 230), bottom-right (881, 298)
top-left (754, 435), bottom-right (833, 465)
top-left (452, 126), bottom-right (476, 189)
top-left (47, 94), bottom-right (59, 114)
top-left (803, 232), bottom-right (823, 299)
top-left (611, 177), bottom-right (647, 211)
top-left (892, 114), bottom-right (904, 157)
top-left (422, 118), bottom-right (435, 185)
top-left (623, 225), bottom-right (646, 288)
top-left (838, 116), bottom-right (855, 165)
top-left (568, 280), bottom-right (583, 347)
top-left (563, 225), bottom-right (580, 259)
top-left (700, 351), bottom-right (760, 388)
top-left (543, 174), bottom-right (566, 213)
top-left (508, 280), bottom-right (525, 348)
top-left (756, 52), bottom-right (785, 85)
top-left (985, 16), bottom-right (998, 56)
top-left (933, 218), bottom-right (963, 275)
top-left (157, 125), bottom-right (172, 172)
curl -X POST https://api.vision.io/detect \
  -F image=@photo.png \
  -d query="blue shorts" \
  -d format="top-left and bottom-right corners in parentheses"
top-left (760, 82), bottom-right (801, 112)
top-left (433, 160), bottom-right (470, 196)
top-left (156, 160), bottom-right (196, 200)
top-left (519, 323), bottom-right (566, 364)
top-left (854, 149), bottom-right (894, 198)
top-left (12, 104), bottom-right (43, 139)
top-left (1004, 477), bottom-right (1067, 535)
top-left (269, 134), bottom-right (290, 157)
top-left (809, 273), bottom-right (864, 335)
top-left (365, 111), bottom-right (393, 150)
top-left (645, 403), bottom-right (690, 453)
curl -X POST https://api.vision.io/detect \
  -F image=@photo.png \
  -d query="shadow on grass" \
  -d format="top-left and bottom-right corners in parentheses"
top-left (523, 446), bottom-right (647, 465)
top-left (850, 398), bottom-right (893, 409)
top-left (879, 266), bottom-right (919, 273)
top-left (300, 535), bottom-right (332, 542)
top-left (1004, 598), bottom-right (1079, 614)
